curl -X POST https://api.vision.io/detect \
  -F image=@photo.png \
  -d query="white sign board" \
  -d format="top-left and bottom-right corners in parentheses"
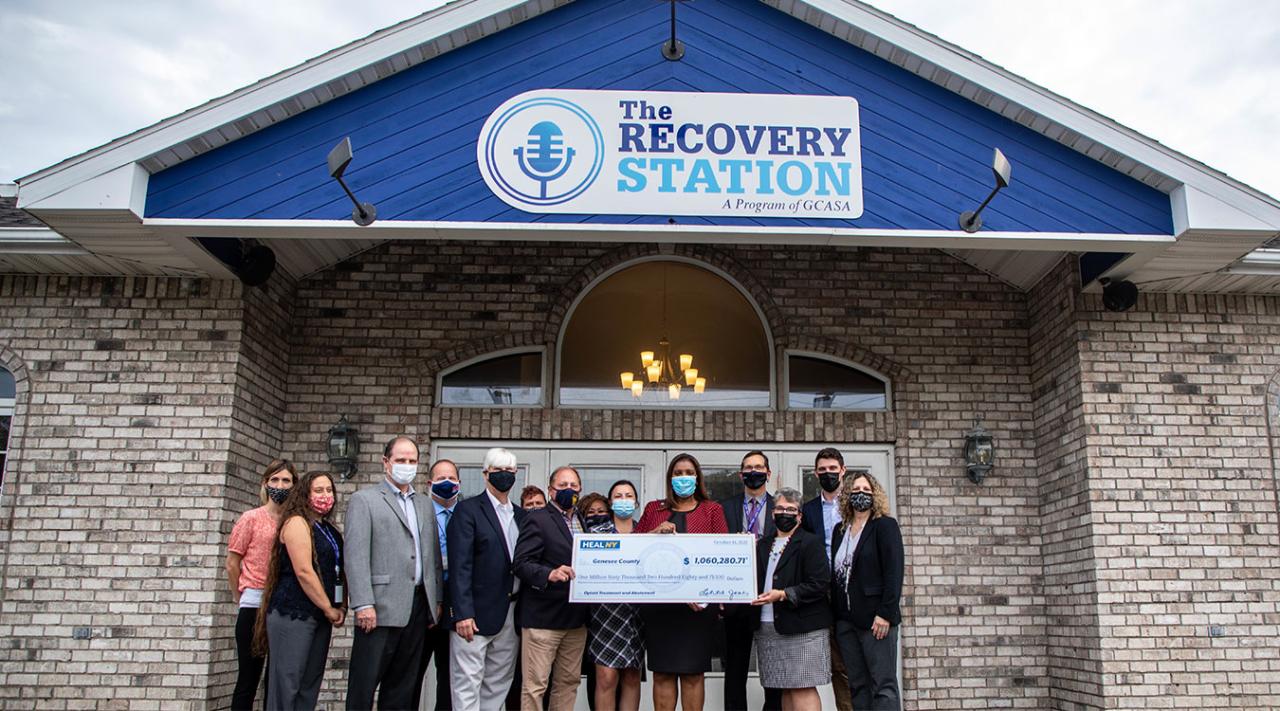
top-left (477, 89), bottom-right (862, 219)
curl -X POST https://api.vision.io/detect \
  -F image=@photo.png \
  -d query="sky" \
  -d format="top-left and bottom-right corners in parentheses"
top-left (1, 0), bottom-right (1277, 199)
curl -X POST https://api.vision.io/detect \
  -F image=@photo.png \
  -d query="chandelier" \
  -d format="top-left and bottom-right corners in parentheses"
top-left (618, 263), bottom-right (708, 400)
top-left (619, 337), bottom-right (706, 400)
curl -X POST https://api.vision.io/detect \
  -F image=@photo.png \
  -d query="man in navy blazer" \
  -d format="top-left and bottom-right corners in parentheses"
top-left (717, 450), bottom-right (782, 711)
top-left (512, 466), bottom-right (588, 711)
top-left (799, 447), bottom-right (854, 711)
top-left (446, 448), bottom-right (526, 711)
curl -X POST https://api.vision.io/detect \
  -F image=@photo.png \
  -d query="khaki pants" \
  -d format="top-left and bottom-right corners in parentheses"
top-left (831, 628), bottom-right (853, 711)
top-left (521, 626), bottom-right (587, 711)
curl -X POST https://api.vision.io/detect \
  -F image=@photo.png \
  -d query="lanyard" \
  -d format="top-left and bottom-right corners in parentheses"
top-left (313, 522), bottom-right (340, 576)
top-left (744, 498), bottom-right (763, 537)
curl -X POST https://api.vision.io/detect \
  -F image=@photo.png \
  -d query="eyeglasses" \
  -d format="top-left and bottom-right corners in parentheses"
top-left (741, 465), bottom-right (769, 472)
top-left (774, 507), bottom-right (800, 515)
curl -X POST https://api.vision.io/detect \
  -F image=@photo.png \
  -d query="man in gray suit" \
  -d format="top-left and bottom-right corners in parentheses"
top-left (346, 436), bottom-right (444, 710)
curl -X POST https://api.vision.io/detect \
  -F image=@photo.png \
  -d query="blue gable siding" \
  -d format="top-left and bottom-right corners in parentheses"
top-left (145, 0), bottom-right (1174, 235)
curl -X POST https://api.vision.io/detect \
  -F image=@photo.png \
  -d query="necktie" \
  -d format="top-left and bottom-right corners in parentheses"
top-left (747, 498), bottom-right (760, 537)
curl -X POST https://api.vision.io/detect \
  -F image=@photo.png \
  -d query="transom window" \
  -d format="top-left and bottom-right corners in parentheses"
top-left (438, 349), bottom-right (545, 406)
top-left (784, 353), bottom-right (889, 411)
top-left (559, 260), bottom-right (772, 409)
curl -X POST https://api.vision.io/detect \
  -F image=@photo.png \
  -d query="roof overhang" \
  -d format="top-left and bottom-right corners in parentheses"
top-left (12, 0), bottom-right (1280, 289)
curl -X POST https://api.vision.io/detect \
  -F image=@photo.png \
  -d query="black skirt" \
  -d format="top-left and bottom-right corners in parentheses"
top-left (639, 602), bottom-right (718, 675)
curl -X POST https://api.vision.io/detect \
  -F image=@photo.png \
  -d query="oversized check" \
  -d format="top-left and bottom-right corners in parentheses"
top-left (569, 533), bottom-right (757, 604)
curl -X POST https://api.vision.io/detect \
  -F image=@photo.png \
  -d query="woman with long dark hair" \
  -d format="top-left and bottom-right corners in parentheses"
top-left (225, 459), bottom-right (296, 710)
top-left (253, 471), bottom-right (346, 710)
top-left (635, 454), bottom-right (727, 711)
top-left (830, 472), bottom-right (903, 711)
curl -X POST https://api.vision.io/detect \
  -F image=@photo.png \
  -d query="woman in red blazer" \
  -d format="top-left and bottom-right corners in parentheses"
top-left (635, 453), bottom-right (727, 711)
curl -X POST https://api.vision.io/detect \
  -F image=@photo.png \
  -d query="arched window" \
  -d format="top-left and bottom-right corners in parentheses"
top-left (438, 349), bottom-right (546, 406)
top-left (784, 352), bottom-right (889, 411)
top-left (0, 367), bottom-right (14, 486)
top-left (558, 260), bottom-right (772, 409)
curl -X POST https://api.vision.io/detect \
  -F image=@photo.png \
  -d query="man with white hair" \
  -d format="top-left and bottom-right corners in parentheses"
top-left (446, 447), bottom-right (527, 711)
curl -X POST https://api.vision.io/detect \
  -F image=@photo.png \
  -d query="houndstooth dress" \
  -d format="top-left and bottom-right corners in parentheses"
top-left (586, 520), bottom-right (646, 670)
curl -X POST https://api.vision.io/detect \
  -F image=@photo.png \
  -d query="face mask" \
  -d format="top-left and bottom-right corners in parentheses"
top-left (741, 471), bottom-right (768, 490)
top-left (488, 470), bottom-right (516, 493)
top-left (390, 463), bottom-right (418, 486)
top-left (431, 479), bottom-right (460, 501)
top-left (553, 487), bottom-right (580, 511)
top-left (818, 472), bottom-right (841, 493)
top-left (849, 491), bottom-right (873, 512)
top-left (611, 499), bottom-right (636, 519)
top-left (585, 514), bottom-right (611, 529)
top-left (310, 494), bottom-right (335, 515)
top-left (671, 475), bottom-right (698, 498)
top-left (266, 485), bottom-right (290, 505)
top-left (773, 513), bottom-right (799, 533)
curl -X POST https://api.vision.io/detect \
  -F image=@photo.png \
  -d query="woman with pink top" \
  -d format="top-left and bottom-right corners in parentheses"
top-left (225, 459), bottom-right (296, 710)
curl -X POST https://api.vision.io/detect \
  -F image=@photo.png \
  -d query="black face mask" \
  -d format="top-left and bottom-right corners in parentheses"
top-left (741, 471), bottom-right (768, 490)
top-left (773, 513), bottom-right (799, 533)
top-left (584, 514), bottom-right (612, 529)
top-left (266, 485), bottom-right (290, 505)
top-left (849, 491), bottom-right (873, 512)
top-left (818, 472), bottom-right (841, 493)
top-left (488, 470), bottom-right (517, 493)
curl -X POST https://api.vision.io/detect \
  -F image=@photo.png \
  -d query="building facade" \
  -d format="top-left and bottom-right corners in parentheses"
top-left (1, 1), bottom-right (1279, 709)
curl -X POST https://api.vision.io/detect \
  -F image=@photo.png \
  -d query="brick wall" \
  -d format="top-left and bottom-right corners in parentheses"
top-left (1075, 291), bottom-right (1280, 708)
top-left (1030, 258), bottom-right (1106, 709)
top-left (0, 275), bottom-right (289, 710)
top-left (282, 239), bottom-right (1049, 709)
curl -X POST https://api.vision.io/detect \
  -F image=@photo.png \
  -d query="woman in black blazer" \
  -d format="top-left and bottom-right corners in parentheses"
top-left (750, 487), bottom-right (832, 711)
top-left (830, 472), bottom-right (903, 711)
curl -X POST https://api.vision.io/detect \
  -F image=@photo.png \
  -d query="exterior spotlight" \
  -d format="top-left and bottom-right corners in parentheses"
top-left (327, 137), bottom-right (377, 226)
top-left (963, 424), bottom-right (995, 484)
top-left (1100, 277), bottom-right (1139, 312)
top-left (959, 148), bottom-right (1013, 233)
top-left (326, 414), bottom-right (360, 480)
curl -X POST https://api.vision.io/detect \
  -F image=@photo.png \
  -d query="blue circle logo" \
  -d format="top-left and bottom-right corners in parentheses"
top-left (483, 97), bottom-right (604, 207)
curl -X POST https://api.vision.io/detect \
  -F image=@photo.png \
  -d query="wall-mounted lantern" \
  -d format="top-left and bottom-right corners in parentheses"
top-left (326, 414), bottom-right (360, 480)
top-left (963, 423), bottom-right (995, 484)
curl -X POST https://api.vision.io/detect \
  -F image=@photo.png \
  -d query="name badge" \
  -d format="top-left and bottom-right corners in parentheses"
top-left (334, 584), bottom-right (345, 606)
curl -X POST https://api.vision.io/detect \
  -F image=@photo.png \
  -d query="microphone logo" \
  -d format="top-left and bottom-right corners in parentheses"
top-left (514, 121), bottom-right (575, 199)
top-left (479, 95), bottom-right (603, 208)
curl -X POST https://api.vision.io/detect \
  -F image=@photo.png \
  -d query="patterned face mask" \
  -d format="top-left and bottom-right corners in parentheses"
top-left (311, 494), bottom-right (335, 515)
top-left (849, 491), bottom-right (873, 512)
top-left (266, 485), bottom-right (290, 504)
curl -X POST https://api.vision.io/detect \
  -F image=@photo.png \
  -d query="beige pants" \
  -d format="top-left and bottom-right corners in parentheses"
top-left (831, 628), bottom-right (853, 711)
top-left (521, 626), bottom-right (587, 711)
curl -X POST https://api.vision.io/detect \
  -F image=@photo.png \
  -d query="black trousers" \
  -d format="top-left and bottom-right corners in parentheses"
top-left (232, 606), bottom-right (267, 710)
top-left (835, 620), bottom-right (900, 711)
top-left (347, 588), bottom-right (432, 711)
top-left (723, 606), bottom-right (782, 711)
top-left (414, 615), bottom-right (452, 710)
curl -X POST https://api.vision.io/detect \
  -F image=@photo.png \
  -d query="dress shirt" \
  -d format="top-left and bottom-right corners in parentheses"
top-left (385, 479), bottom-right (423, 586)
top-left (551, 499), bottom-right (582, 534)
top-left (821, 492), bottom-right (840, 559)
top-left (744, 493), bottom-right (767, 538)
top-left (486, 488), bottom-right (519, 593)
top-left (432, 498), bottom-right (456, 578)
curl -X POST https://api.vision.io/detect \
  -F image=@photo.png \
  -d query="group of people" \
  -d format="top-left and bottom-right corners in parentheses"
top-left (225, 441), bottom-right (904, 711)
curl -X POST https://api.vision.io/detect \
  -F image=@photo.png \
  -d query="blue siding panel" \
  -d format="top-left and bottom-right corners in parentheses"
top-left (145, 0), bottom-right (1174, 235)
